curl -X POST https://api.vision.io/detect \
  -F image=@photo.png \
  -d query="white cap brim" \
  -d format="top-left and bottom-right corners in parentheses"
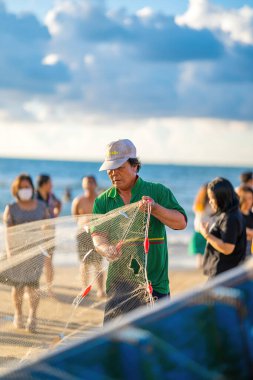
top-left (99, 157), bottom-right (129, 171)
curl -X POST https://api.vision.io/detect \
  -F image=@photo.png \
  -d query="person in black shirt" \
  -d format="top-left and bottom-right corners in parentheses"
top-left (238, 186), bottom-right (253, 257)
top-left (199, 177), bottom-right (246, 278)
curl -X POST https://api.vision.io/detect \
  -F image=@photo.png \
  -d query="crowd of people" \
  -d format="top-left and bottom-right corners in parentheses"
top-left (1, 139), bottom-right (252, 331)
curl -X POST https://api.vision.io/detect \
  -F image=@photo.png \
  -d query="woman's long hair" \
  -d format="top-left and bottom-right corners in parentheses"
top-left (208, 177), bottom-right (239, 214)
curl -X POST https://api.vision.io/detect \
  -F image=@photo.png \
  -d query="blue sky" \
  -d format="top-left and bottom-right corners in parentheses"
top-left (0, 0), bottom-right (252, 165)
top-left (5, 0), bottom-right (247, 19)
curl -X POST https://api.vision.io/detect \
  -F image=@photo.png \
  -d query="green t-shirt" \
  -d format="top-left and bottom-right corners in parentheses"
top-left (93, 176), bottom-right (187, 294)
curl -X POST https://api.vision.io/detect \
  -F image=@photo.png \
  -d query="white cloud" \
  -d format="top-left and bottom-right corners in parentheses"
top-left (1, 0), bottom-right (252, 122)
top-left (136, 7), bottom-right (154, 19)
top-left (83, 54), bottom-right (95, 66)
top-left (0, 0), bottom-right (252, 165)
top-left (45, 1), bottom-right (76, 36)
top-left (23, 100), bottom-right (51, 121)
top-left (176, 0), bottom-right (253, 45)
top-left (42, 53), bottom-right (59, 65)
top-left (0, 115), bottom-right (252, 166)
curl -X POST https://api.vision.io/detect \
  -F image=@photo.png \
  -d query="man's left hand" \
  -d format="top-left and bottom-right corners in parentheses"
top-left (139, 196), bottom-right (156, 212)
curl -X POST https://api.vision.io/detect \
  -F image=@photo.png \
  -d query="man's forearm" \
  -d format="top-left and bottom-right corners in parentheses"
top-left (151, 203), bottom-right (187, 230)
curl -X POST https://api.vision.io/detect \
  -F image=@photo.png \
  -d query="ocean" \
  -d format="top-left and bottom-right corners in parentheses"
top-left (0, 157), bottom-right (251, 247)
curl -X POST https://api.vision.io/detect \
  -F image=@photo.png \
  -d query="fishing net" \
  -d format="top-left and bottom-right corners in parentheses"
top-left (0, 201), bottom-right (154, 374)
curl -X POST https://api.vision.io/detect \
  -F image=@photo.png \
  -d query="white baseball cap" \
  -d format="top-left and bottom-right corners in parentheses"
top-left (99, 139), bottom-right (137, 171)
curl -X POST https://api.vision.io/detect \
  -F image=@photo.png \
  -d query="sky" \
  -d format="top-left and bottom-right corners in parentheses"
top-left (0, 0), bottom-right (252, 166)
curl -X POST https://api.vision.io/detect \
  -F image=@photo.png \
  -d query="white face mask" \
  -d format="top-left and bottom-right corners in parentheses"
top-left (18, 188), bottom-right (33, 201)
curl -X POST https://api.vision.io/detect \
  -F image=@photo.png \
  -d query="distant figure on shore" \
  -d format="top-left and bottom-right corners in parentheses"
top-left (3, 174), bottom-right (50, 333)
top-left (62, 187), bottom-right (72, 203)
top-left (238, 186), bottom-right (253, 257)
top-left (240, 171), bottom-right (253, 189)
top-left (188, 184), bottom-right (215, 268)
top-left (199, 177), bottom-right (246, 278)
top-left (36, 174), bottom-right (62, 296)
top-left (72, 176), bottom-right (105, 298)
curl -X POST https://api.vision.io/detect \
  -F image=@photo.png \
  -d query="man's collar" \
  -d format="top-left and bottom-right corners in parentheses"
top-left (108, 176), bottom-right (142, 199)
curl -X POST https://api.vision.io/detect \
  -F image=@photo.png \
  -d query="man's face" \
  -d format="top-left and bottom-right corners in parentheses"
top-left (107, 162), bottom-right (137, 191)
top-left (82, 177), bottom-right (97, 191)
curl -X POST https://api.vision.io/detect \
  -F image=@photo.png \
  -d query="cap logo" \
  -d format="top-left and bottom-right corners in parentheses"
top-left (107, 150), bottom-right (120, 157)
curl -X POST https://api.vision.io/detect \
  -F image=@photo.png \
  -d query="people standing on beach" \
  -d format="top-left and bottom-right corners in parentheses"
top-left (3, 174), bottom-right (50, 333)
top-left (92, 139), bottom-right (187, 322)
top-left (188, 184), bottom-right (215, 268)
top-left (36, 174), bottom-right (62, 296)
top-left (72, 176), bottom-right (105, 297)
top-left (199, 177), bottom-right (246, 278)
top-left (238, 186), bottom-right (253, 258)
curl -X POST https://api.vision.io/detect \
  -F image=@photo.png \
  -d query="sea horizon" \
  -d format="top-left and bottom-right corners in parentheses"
top-left (0, 155), bottom-right (252, 170)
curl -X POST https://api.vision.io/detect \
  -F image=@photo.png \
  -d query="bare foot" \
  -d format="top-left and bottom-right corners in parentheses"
top-left (96, 290), bottom-right (106, 299)
top-left (26, 318), bottom-right (37, 333)
top-left (13, 314), bottom-right (24, 329)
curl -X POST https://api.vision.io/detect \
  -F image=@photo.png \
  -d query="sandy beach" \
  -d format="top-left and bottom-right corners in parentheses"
top-left (0, 263), bottom-right (206, 374)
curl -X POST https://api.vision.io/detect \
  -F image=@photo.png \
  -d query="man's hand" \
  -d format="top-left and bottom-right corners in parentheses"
top-left (94, 243), bottom-right (122, 262)
top-left (139, 196), bottom-right (156, 212)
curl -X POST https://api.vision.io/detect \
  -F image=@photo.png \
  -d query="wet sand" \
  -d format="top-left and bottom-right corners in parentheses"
top-left (0, 265), bottom-right (206, 374)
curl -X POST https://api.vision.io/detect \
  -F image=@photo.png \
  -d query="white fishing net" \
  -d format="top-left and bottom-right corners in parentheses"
top-left (0, 201), bottom-right (154, 373)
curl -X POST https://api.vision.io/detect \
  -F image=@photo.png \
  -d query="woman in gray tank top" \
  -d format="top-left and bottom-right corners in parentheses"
top-left (3, 174), bottom-right (50, 333)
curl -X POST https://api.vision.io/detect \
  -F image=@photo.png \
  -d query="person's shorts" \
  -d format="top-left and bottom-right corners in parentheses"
top-left (103, 285), bottom-right (170, 323)
top-left (0, 254), bottom-right (43, 288)
top-left (188, 231), bottom-right (206, 255)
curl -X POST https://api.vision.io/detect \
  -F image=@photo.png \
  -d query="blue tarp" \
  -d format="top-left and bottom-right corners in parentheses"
top-left (2, 262), bottom-right (253, 380)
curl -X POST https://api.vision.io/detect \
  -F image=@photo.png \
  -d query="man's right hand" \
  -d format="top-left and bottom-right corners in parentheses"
top-left (95, 243), bottom-right (122, 262)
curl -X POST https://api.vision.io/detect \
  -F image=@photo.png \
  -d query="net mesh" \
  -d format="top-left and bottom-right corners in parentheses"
top-left (0, 201), bottom-right (154, 373)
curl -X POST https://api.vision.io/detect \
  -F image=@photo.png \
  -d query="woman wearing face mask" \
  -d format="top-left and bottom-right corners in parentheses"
top-left (199, 177), bottom-right (247, 278)
top-left (3, 174), bottom-right (49, 333)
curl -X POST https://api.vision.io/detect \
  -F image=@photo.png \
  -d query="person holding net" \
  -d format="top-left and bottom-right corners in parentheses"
top-left (92, 139), bottom-right (187, 322)
top-left (3, 174), bottom-right (50, 333)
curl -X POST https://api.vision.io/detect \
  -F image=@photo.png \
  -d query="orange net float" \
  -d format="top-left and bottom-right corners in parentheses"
top-left (81, 285), bottom-right (92, 298)
top-left (144, 237), bottom-right (150, 254)
top-left (147, 282), bottom-right (153, 295)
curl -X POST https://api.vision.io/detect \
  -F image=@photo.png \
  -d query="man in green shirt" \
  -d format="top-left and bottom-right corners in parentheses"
top-left (93, 139), bottom-right (187, 321)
